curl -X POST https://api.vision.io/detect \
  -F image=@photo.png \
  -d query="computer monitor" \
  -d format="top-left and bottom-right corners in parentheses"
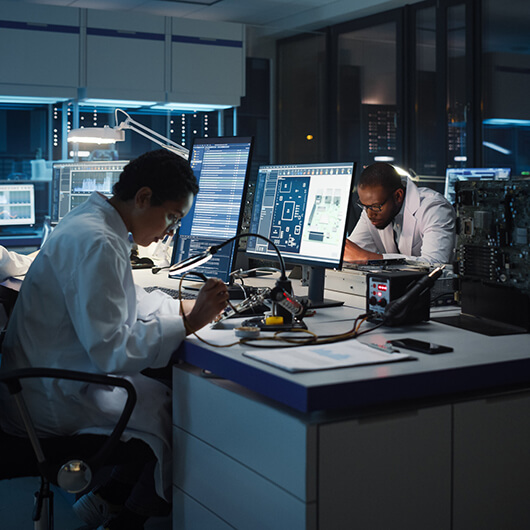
top-left (51, 161), bottom-right (129, 223)
top-left (246, 162), bottom-right (356, 306)
top-left (170, 136), bottom-right (254, 282)
top-left (0, 181), bottom-right (36, 228)
top-left (444, 167), bottom-right (510, 204)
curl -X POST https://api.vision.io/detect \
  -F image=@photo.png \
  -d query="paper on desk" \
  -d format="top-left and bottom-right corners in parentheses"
top-left (243, 340), bottom-right (411, 372)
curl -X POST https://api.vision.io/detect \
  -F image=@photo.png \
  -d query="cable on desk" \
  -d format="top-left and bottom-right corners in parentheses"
top-left (177, 271), bottom-right (384, 349)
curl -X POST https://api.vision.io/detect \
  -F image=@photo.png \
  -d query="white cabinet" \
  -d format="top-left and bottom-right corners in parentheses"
top-left (85, 10), bottom-right (166, 102)
top-left (173, 365), bottom-right (317, 530)
top-left (0, 2), bottom-right (79, 98)
top-left (0, 0), bottom-right (246, 106)
top-left (172, 365), bottom-right (452, 530)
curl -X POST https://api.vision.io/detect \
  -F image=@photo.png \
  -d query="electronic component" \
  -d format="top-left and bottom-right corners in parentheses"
top-left (436, 179), bottom-right (530, 334)
top-left (366, 270), bottom-right (430, 326)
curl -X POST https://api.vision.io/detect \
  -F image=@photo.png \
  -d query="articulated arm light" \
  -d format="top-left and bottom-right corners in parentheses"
top-left (67, 108), bottom-right (189, 160)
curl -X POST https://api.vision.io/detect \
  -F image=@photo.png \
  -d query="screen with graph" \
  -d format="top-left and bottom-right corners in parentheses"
top-left (0, 181), bottom-right (36, 227)
top-left (51, 161), bottom-right (128, 223)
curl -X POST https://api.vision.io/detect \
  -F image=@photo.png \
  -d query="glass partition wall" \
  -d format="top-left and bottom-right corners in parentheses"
top-left (277, 0), bottom-right (528, 178)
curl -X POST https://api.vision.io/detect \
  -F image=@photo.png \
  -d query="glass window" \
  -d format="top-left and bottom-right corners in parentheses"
top-left (446, 4), bottom-right (468, 167)
top-left (277, 33), bottom-right (327, 163)
top-left (336, 21), bottom-right (398, 170)
top-left (414, 6), bottom-right (438, 175)
top-left (482, 0), bottom-right (530, 176)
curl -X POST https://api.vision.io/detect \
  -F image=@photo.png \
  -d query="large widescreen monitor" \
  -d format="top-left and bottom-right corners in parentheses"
top-left (170, 136), bottom-right (254, 283)
top-left (0, 181), bottom-right (36, 228)
top-left (246, 162), bottom-right (356, 305)
top-left (444, 167), bottom-right (510, 204)
top-left (51, 161), bottom-right (129, 223)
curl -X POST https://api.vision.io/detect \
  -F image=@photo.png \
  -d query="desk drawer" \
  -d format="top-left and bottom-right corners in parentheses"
top-left (173, 365), bottom-right (316, 502)
top-left (173, 426), bottom-right (316, 530)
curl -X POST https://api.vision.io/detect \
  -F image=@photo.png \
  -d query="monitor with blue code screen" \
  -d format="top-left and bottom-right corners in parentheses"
top-left (170, 136), bottom-right (254, 283)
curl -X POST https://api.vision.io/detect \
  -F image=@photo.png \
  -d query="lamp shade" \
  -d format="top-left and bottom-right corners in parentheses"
top-left (68, 126), bottom-right (125, 145)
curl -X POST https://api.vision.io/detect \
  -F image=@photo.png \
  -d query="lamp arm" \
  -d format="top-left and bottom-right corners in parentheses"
top-left (211, 232), bottom-right (287, 281)
top-left (114, 109), bottom-right (189, 159)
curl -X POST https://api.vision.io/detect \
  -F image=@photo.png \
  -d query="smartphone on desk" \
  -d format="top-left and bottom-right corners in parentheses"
top-left (389, 338), bottom-right (453, 355)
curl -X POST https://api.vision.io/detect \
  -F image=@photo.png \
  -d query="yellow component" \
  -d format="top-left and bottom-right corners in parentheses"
top-left (265, 315), bottom-right (284, 326)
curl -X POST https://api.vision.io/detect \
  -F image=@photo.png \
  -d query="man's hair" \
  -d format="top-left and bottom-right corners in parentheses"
top-left (358, 162), bottom-right (404, 193)
top-left (113, 149), bottom-right (199, 205)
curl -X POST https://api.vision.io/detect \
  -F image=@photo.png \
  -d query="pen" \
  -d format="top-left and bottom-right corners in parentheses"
top-left (360, 341), bottom-right (401, 354)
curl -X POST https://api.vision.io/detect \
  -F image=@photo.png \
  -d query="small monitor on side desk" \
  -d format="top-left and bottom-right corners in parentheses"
top-left (170, 136), bottom-right (254, 283)
top-left (444, 167), bottom-right (510, 205)
top-left (0, 181), bottom-right (36, 233)
top-left (246, 162), bottom-right (356, 307)
top-left (51, 161), bottom-right (129, 223)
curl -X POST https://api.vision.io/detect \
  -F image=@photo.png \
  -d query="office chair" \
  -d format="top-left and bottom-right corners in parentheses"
top-left (0, 368), bottom-right (138, 530)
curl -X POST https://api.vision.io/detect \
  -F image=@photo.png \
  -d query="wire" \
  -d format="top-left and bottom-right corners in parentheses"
top-left (175, 271), bottom-right (383, 349)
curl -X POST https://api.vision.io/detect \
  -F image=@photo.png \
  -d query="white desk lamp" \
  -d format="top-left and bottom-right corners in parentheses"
top-left (67, 108), bottom-right (189, 160)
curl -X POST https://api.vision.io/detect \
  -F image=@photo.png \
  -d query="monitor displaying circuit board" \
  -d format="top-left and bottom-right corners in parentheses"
top-left (247, 162), bottom-right (356, 268)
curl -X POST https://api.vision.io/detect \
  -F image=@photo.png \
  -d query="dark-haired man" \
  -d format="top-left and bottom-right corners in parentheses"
top-left (0, 149), bottom-right (228, 529)
top-left (344, 162), bottom-right (456, 265)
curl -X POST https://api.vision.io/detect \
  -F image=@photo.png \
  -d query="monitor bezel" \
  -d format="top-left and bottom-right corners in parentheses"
top-left (245, 162), bottom-right (357, 269)
top-left (170, 135), bottom-right (255, 282)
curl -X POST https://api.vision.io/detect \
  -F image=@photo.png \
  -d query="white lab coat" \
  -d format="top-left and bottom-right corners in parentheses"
top-left (0, 246), bottom-right (34, 282)
top-left (348, 177), bottom-right (456, 265)
top-left (0, 192), bottom-right (186, 500)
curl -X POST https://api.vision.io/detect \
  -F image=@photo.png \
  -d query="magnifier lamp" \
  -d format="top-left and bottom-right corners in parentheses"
top-left (68, 108), bottom-right (189, 160)
top-left (153, 232), bottom-right (307, 329)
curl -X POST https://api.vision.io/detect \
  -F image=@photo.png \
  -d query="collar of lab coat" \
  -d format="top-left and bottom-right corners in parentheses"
top-left (396, 177), bottom-right (420, 256)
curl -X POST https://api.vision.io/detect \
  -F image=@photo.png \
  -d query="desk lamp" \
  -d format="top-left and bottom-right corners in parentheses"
top-left (68, 108), bottom-right (189, 160)
top-left (153, 232), bottom-right (308, 330)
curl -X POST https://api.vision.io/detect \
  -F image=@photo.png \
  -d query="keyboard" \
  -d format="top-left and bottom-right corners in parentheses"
top-left (144, 286), bottom-right (198, 300)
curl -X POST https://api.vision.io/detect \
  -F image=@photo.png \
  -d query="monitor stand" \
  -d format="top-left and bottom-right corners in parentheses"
top-left (301, 266), bottom-right (344, 309)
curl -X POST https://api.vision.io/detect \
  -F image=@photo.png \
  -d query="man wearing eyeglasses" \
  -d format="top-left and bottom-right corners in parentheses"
top-left (343, 162), bottom-right (455, 265)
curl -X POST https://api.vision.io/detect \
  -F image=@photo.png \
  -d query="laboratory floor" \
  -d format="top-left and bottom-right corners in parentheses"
top-left (0, 477), bottom-right (171, 529)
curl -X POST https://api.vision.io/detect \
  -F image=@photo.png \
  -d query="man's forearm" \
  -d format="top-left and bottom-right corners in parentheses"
top-left (343, 239), bottom-right (382, 261)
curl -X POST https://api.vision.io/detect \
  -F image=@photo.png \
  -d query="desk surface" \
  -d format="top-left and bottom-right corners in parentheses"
top-left (135, 268), bottom-right (530, 414)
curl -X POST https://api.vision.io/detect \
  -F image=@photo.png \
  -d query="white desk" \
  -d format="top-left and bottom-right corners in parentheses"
top-left (137, 269), bottom-right (530, 530)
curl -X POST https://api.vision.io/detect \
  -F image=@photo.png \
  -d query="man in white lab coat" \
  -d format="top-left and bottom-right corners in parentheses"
top-left (0, 149), bottom-right (229, 530)
top-left (344, 162), bottom-right (456, 265)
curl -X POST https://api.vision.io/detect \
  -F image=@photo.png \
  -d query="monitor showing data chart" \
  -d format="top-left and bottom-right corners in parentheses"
top-left (51, 161), bottom-right (128, 223)
top-left (0, 181), bottom-right (36, 227)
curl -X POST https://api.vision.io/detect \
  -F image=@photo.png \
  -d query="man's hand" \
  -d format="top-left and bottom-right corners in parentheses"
top-left (343, 239), bottom-right (383, 262)
top-left (184, 278), bottom-right (229, 334)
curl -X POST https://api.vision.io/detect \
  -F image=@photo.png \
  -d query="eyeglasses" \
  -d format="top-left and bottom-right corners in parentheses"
top-left (151, 192), bottom-right (182, 233)
top-left (356, 191), bottom-right (396, 212)
top-left (166, 215), bottom-right (181, 233)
